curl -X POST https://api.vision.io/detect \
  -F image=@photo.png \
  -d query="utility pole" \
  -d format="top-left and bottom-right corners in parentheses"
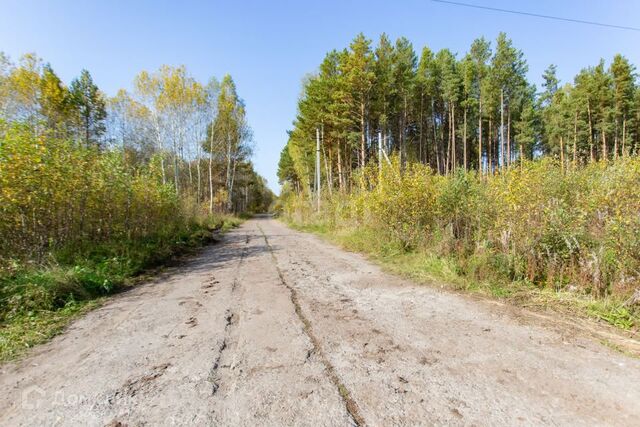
top-left (316, 128), bottom-right (321, 213)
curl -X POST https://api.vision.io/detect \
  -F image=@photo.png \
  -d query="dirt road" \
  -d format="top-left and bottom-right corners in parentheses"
top-left (1, 217), bottom-right (639, 426)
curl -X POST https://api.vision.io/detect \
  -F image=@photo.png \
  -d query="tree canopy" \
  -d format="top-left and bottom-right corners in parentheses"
top-left (279, 32), bottom-right (640, 192)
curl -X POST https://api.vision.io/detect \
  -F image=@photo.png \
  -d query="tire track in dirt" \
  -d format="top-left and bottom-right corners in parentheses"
top-left (207, 233), bottom-right (250, 397)
top-left (257, 224), bottom-right (365, 427)
top-left (104, 232), bottom-right (252, 418)
top-left (4, 218), bottom-right (639, 426)
top-left (262, 218), bottom-right (640, 425)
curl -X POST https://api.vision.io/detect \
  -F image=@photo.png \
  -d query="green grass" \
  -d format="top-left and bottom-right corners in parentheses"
top-left (286, 220), bottom-right (639, 334)
top-left (0, 300), bottom-right (102, 361)
top-left (0, 215), bottom-right (241, 362)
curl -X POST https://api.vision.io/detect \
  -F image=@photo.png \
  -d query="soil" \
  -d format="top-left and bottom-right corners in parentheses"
top-left (1, 217), bottom-right (639, 426)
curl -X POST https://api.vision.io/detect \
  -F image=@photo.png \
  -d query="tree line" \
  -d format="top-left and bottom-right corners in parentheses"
top-left (278, 32), bottom-right (640, 190)
top-left (0, 53), bottom-right (273, 259)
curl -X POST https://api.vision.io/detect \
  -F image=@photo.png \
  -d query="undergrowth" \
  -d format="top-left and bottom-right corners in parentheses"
top-left (277, 158), bottom-right (640, 332)
top-left (286, 219), bottom-right (639, 333)
top-left (0, 215), bottom-right (241, 361)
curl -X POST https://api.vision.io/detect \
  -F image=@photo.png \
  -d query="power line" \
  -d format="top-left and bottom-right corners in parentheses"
top-left (431, 0), bottom-right (640, 32)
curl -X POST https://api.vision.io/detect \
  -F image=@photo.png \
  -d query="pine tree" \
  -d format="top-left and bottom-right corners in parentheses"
top-left (373, 34), bottom-right (395, 153)
top-left (437, 49), bottom-right (460, 173)
top-left (340, 34), bottom-right (375, 169)
top-left (391, 37), bottom-right (416, 164)
top-left (415, 46), bottom-right (437, 167)
top-left (491, 33), bottom-right (527, 168)
top-left (460, 54), bottom-right (476, 170)
top-left (591, 60), bottom-right (615, 160)
top-left (469, 38), bottom-right (491, 172)
top-left (70, 69), bottom-right (106, 147)
top-left (278, 32), bottom-right (640, 192)
top-left (514, 94), bottom-right (538, 163)
top-left (610, 54), bottom-right (636, 157)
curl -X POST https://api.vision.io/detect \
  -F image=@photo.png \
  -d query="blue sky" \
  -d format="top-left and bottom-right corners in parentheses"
top-left (1, 0), bottom-right (639, 192)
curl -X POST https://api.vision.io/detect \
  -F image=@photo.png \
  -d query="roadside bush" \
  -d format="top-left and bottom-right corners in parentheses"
top-left (0, 122), bottom-right (189, 263)
top-left (365, 159), bottom-right (440, 249)
top-left (282, 156), bottom-right (640, 302)
top-left (0, 122), bottom-right (243, 324)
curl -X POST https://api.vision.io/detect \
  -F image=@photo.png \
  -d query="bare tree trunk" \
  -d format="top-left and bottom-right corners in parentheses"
top-left (507, 109), bottom-right (511, 167)
top-left (601, 122), bottom-right (607, 160)
top-left (403, 95), bottom-right (408, 165)
top-left (337, 142), bottom-right (344, 192)
top-left (173, 140), bottom-right (179, 195)
top-left (322, 144), bottom-right (331, 196)
top-left (225, 133), bottom-right (232, 212)
top-left (208, 126), bottom-right (215, 215)
top-left (228, 157), bottom-right (237, 213)
top-left (360, 102), bottom-right (366, 168)
top-left (587, 103), bottom-right (594, 162)
top-left (208, 155), bottom-right (214, 214)
top-left (347, 149), bottom-right (352, 192)
top-left (622, 116), bottom-right (627, 157)
top-left (451, 102), bottom-right (456, 171)
top-left (160, 156), bottom-right (166, 186)
top-left (327, 146), bottom-right (334, 193)
top-left (478, 101), bottom-right (483, 174)
top-left (196, 154), bottom-right (201, 204)
top-left (419, 93), bottom-right (424, 163)
top-left (573, 110), bottom-right (578, 166)
top-left (519, 141), bottom-right (524, 169)
top-left (614, 120), bottom-right (619, 160)
top-left (245, 185), bottom-right (249, 213)
top-left (463, 106), bottom-right (467, 170)
top-left (488, 117), bottom-right (493, 174)
top-left (500, 88), bottom-right (504, 171)
top-left (432, 99), bottom-right (440, 173)
top-left (560, 136), bottom-right (565, 174)
top-left (445, 106), bottom-right (451, 175)
top-left (154, 114), bottom-right (166, 185)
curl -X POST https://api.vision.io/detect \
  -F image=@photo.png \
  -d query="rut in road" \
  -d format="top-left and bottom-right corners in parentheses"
top-left (1, 217), bottom-right (640, 426)
top-left (208, 232), bottom-right (249, 396)
top-left (258, 224), bottom-right (365, 426)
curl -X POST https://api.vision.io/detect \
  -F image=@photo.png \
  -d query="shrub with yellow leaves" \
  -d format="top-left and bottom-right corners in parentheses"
top-left (282, 155), bottom-right (640, 301)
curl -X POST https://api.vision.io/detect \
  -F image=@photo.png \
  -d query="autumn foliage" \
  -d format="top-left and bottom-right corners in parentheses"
top-left (281, 157), bottom-right (640, 301)
top-left (278, 33), bottom-right (640, 308)
top-left (0, 121), bottom-right (183, 260)
top-left (0, 53), bottom-right (273, 264)
top-left (0, 53), bottom-right (274, 357)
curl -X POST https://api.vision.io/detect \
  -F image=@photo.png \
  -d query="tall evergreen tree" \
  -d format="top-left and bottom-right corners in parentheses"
top-left (390, 37), bottom-right (417, 164)
top-left (469, 38), bottom-right (491, 172)
top-left (610, 54), bottom-right (636, 157)
top-left (340, 34), bottom-right (375, 169)
top-left (70, 69), bottom-right (106, 147)
top-left (373, 34), bottom-right (395, 154)
top-left (437, 49), bottom-right (460, 172)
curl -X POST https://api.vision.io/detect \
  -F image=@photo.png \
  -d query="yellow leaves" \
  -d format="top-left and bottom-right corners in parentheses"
top-left (134, 65), bottom-right (205, 114)
top-left (0, 125), bottom-right (184, 260)
top-left (283, 156), bottom-right (640, 296)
